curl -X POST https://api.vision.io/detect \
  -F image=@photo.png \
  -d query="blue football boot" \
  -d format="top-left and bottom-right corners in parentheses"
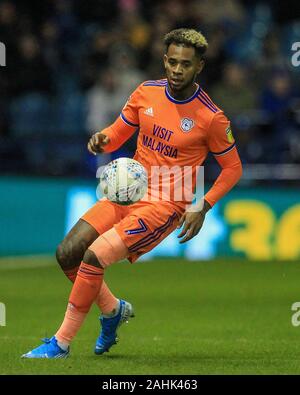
top-left (95, 299), bottom-right (134, 355)
top-left (21, 336), bottom-right (69, 359)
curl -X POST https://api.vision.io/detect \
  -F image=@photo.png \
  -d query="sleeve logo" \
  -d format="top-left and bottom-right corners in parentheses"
top-left (226, 125), bottom-right (234, 143)
top-left (122, 95), bottom-right (131, 110)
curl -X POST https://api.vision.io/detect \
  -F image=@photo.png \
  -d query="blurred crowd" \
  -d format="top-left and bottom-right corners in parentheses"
top-left (0, 0), bottom-right (299, 178)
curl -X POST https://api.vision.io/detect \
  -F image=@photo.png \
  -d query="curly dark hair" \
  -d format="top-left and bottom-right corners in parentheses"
top-left (164, 28), bottom-right (208, 58)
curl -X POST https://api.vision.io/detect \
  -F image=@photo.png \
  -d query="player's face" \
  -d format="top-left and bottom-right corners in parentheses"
top-left (164, 44), bottom-right (204, 97)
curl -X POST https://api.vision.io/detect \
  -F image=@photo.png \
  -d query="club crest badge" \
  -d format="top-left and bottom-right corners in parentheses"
top-left (180, 118), bottom-right (194, 132)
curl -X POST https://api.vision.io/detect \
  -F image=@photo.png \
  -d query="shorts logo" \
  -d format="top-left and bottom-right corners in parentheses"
top-left (125, 219), bottom-right (148, 235)
top-left (226, 125), bottom-right (234, 143)
top-left (180, 118), bottom-right (194, 132)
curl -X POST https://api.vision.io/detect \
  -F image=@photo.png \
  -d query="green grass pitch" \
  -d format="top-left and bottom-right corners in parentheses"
top-left (1, 256), bottom-right (300, 374)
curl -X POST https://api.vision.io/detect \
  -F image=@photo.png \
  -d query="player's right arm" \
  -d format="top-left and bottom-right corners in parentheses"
top-left (87, 85), bottom-right (141, 155)
top-left (87, 133), bottom-right (110, 155)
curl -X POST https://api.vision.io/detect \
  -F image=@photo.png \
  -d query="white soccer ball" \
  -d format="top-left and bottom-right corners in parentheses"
top-left (99, 157), bottom-right (148, 205)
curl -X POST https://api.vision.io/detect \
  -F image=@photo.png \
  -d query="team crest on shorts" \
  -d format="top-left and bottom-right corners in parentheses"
top-left (180, 118), bottom-right (194, 132)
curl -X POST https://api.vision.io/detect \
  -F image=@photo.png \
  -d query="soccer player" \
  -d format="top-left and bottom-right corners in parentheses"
top-left (22, 28), bottom-right (242, 358)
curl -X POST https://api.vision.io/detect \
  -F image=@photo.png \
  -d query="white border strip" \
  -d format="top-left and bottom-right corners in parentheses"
top-left (0, 255), bottom-right (55, 271)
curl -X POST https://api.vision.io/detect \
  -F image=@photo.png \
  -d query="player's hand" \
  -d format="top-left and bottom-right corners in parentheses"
top-left (177, 200), bottom-right (211, 244)
top-left (87, 133), bottom-right (110, 155)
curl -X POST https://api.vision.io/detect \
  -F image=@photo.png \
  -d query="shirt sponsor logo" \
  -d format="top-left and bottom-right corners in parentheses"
top-left (142, 135), bottom-right (178, 158)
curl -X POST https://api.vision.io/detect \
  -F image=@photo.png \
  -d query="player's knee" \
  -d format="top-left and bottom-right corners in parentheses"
top-left (56, 241), bottom-right (82, 269)
top-left (82, 249), bottom-right (104, 269)
top-left (88, 229), bottom-right (128, 268)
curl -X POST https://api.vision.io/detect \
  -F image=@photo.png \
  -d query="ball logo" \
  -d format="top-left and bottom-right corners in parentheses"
top-left (180, 118), bottom-right (194, 132)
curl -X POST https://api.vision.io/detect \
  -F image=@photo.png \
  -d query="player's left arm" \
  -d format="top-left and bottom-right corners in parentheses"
top-left (178, 112), bottom-right (243, 243)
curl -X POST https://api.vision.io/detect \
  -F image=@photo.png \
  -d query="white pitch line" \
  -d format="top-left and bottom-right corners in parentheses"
top-left (0, 256), bottom-right (55, 271)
